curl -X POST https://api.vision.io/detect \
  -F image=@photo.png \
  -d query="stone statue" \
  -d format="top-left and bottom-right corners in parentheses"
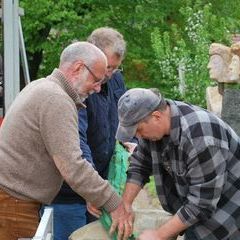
top-left (206, 86), bottom-right (222, 117)
top-left (207, 43), bottom-right (232, 83)
top-left (229, 42), bottom-right (240, 82)
top-left (206, 42), bottom-right (240, 134)
top-left (206, 43), bottom-right (232, 116)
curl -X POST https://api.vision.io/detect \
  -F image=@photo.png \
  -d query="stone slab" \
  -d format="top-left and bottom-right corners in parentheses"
top-left (69, 209), bottom-right (173, 240)
top-left (222, 89), bottom-right (240, 135)
top-left (206, 86), bottom-right (222, 117)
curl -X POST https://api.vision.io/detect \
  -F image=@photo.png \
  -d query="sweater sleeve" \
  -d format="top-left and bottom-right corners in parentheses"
top-left (39, 94), bottom-right (121, 212)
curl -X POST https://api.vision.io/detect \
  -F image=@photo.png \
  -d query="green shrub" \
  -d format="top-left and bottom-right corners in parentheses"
top-left (151, 3), bottom-right (231, 107)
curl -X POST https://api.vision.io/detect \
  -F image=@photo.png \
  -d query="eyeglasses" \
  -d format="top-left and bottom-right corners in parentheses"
top-left (84, 64), bottom-right (104, 85)
top-left (107, 65), bottom-right (123, 74)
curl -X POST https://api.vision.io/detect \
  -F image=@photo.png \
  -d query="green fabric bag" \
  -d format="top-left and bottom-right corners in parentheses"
top-left (99, 141), bottom-right (136, 240)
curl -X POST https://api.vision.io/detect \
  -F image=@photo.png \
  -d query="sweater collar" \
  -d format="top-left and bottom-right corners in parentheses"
top-left (50, 68), bottom-right (86, 109)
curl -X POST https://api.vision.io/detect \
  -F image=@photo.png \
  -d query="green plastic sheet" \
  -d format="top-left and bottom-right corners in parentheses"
top-left (99, 141), bottom-right (136, 240)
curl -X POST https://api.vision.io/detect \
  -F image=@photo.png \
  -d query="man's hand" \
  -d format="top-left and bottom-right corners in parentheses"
top-left (122, 142), bottom-right (137, 154)
top-left (87, 202), bottom-right (102, 218)
top-left (110, 201), bottom-right (134, 240)
top-left (138, 214), bottom-right (187, 240)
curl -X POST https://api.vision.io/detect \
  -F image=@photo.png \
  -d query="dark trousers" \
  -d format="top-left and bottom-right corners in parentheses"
top-left (86, 210), bottom-right (98, 224)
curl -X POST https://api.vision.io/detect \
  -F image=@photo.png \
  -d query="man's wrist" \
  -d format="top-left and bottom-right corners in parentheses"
top-left (156, 227), bottom-right (169, 240)
top-left (123, 201), bottom-right (133, 213)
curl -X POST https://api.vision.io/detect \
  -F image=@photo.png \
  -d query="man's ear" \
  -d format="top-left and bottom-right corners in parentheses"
top-left (151, 110), bottom-right (162, 120)
top-left (151, 111), bottom-right (165, 123)
top-left (73, 60), bottom-right (84, 73)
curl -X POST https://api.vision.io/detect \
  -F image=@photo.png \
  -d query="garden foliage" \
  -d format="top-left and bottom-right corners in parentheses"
top-left (20, 0), bottom-right (240, 106)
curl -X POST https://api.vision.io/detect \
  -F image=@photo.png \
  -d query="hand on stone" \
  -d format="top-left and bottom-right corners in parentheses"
top-left (110, 201), bottom-right (134, 240)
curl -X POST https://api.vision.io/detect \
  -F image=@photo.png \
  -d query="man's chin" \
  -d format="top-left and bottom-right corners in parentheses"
top-left (79, 91), bottom-right (96, 101)
top-left (79, 94), bottom-right (88, 102)
top-left (149, 136), bottom-right (162, 141)
top-left (80, 96), bottom-right (87, 102)
top-left (88, 90), bottom-right (95, 96)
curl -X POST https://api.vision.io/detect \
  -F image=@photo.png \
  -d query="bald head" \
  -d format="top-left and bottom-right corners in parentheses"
top-left (59, 41), bottom-right (107, 68)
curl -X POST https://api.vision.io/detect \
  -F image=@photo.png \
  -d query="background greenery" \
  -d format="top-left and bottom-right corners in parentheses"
top-left (20, 0), bottom-right (240, 107)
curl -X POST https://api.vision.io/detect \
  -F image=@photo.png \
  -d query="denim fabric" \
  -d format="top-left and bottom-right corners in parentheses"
top-left (86, 210), bottom-right (98, 224)
top-left (42, 203), bottom-right (87, 240)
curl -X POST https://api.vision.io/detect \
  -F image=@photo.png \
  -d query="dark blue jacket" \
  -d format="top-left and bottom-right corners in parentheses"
top-left (53, 72), bottom-right (126, 203)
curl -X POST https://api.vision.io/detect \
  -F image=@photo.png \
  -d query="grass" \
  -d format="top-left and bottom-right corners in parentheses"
top-left (146, 176), bottom-right (157, 197)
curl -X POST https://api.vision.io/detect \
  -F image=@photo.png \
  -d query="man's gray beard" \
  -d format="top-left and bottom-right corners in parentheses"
top-left (79, 90), bottom-right (95, 102)
top-left (80, 96), bottom-right (87, 102)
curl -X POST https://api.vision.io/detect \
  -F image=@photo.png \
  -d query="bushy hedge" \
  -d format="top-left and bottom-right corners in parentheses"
top-left (20, 0), bottom-right (240, 106)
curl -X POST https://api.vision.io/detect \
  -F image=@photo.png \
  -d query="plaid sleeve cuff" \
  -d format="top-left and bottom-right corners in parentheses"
top-left (127, 172), bottom-right (149, 187)
top-left (176, 206), bottom-right (199, 226)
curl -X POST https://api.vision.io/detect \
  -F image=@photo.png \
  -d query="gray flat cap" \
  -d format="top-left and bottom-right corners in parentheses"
top-left (116, 88), bottom-right (162, 142)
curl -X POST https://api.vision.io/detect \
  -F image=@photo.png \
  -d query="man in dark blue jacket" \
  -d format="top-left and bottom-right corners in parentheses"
top-left (79, 70), bottom-right (126, 179)
top-left (51, 27), bottom-right (136, 240)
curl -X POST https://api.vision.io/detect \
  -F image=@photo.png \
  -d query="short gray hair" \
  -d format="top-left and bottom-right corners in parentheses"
top-left (60, 41), bottom-right (107, 67)
top-left (87, 27), bottom-right (126, 59)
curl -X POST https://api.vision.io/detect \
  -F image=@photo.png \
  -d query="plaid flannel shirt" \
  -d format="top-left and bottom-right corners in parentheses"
top-left (127, 100), bottom-right (240, 240)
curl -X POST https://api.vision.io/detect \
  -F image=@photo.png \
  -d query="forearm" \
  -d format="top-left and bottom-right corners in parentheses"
top-left (123, 182), bottom-right (142, 206)
top-left (138, 214), bottom-right (188, 240)
top-left (156, 214), bottom-right (188, 239)
top-left (53, 154), bottom-right (121, 212)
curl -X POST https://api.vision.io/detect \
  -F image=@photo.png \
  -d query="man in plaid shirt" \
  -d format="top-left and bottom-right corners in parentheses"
top-left (116, 88), bottom-right (240, 240)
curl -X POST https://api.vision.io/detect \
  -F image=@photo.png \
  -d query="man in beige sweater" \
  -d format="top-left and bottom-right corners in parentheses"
top-left (0, 41), bottom-right (133, 240)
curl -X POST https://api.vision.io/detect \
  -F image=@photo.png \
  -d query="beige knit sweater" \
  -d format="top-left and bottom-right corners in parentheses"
top-left (0, 69), bottom-right (121, 212)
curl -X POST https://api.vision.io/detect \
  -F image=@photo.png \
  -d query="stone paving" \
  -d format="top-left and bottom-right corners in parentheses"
top-left (69, 209), bottom-right (174, 240)
top-left (69, 189), bottom-right (183, 240)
